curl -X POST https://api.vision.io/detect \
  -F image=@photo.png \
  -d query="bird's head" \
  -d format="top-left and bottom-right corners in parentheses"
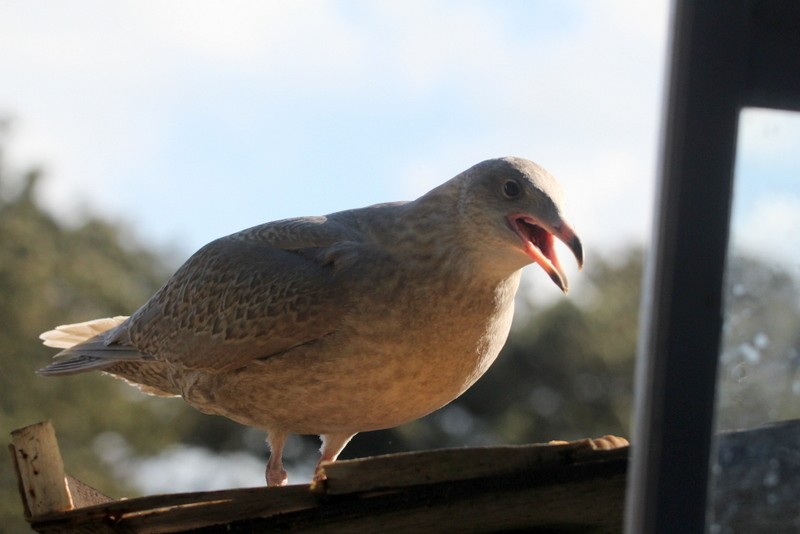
top-left (456, 157), bottom-right (583, 292)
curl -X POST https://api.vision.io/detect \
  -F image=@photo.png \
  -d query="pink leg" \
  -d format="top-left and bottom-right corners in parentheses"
top-left (313, 432), bottom-right (356, 482)
top-left (266, 430), bottom-right (289, 486)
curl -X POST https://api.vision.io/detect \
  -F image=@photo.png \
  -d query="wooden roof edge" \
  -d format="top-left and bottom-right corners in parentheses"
top-left (9, 421), bottom-right (630, 532)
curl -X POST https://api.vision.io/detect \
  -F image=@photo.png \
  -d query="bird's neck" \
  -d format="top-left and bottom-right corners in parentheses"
top-left (388, 196), bottom-right (522, 289)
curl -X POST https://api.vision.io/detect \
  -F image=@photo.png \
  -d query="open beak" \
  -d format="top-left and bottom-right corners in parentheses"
top-left (507, 214), bottom-right (583, 293)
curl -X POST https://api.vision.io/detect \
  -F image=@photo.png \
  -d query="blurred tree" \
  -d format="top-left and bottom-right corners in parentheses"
top-left (0, 126), bottom-right (205, 529)
top-left (716, 255), bottom-right (800, 430)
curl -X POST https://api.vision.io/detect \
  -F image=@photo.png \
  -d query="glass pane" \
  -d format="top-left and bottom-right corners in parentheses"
top-left (708, 108), bottom-right (800, 532)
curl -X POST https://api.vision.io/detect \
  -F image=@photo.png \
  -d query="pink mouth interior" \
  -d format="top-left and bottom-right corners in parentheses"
top-left (508, 214), bottom-right (567, 291)
top-left (511, 216), bottom-right (556, 265)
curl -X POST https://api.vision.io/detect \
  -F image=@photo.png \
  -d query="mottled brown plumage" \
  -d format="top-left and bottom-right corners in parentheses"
top-left (39, 157), bottom-right (583, 485)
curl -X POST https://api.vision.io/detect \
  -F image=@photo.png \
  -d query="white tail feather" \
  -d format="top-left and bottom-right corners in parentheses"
top-left (39, 316), bottom-right (129, 349)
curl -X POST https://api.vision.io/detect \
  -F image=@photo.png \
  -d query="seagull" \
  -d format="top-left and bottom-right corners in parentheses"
top-left (39, 157), bottom-right (583, 486)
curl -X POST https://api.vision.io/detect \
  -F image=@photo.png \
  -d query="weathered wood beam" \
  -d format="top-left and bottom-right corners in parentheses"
top-left (317, 435), bottom-right (628, 495)
top-left (10, 421), bottom-right (74, 518)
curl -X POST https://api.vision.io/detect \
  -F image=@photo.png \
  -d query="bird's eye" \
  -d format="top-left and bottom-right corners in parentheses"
top-left (503, 180), bottom-right (521, 199)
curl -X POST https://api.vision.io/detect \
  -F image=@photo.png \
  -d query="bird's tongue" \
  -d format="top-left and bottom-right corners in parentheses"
top-left (519, 223), bottom-right (568, 292)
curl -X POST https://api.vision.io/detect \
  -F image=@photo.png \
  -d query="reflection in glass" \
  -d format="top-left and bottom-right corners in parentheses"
top-left (708, 108), bottom-right (800, 532)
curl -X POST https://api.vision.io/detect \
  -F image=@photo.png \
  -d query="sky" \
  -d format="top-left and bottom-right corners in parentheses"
top-left (3, 0), bottom-right (799, 492)
top-left (2, 1), bottom-right (798, 281)
top-left (732, 108), bottom-right (800, 274)
top-left (0, 0), bottom-right (674, 296)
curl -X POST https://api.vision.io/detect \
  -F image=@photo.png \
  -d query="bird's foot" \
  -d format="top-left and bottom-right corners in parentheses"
top-left (266, 430), bottom-right (289, 486)
top-left (266, 464), bottom-right (288, 487)
top-left (310, 432), bottom-right (356, 487)
top-left (312, 466), bottom-right (328, 483)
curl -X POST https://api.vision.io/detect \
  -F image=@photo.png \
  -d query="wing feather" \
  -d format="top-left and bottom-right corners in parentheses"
top-left (121, 216), bottom-right (366, 371)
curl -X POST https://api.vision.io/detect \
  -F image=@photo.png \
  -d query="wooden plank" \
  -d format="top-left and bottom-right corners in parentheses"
top-left (29, 485), bottom-right (320, 534)
top-left (10, 421), bottom-right (74, 517)
top-left (21, 440), bottom-right (628, 533)
top-left (12, 420), bottom-right (800, 533)
top-left (66, 475), bottom-right (114, 508)
top-left (205, 456), bottom-right (629, 533)
top-left (317, 435), bottom-right (629, 495)
top-left (12, 428), bottom-right (628, 532)
top-left (116, 485), bottom-right (319, 533)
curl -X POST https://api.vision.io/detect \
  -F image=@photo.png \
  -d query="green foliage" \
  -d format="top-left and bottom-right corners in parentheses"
top-left (0, 138), bottom-right (201, 528)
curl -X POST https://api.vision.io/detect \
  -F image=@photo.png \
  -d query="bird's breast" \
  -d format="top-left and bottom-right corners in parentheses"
top-left (185, 265), bottom-right (520, 435)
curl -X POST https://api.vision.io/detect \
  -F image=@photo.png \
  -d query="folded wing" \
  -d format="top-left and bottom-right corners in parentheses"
top-left (39, 215), bottom-right (368, 376)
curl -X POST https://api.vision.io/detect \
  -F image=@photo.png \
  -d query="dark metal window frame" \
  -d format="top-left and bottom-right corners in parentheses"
top-left (626, 1), bottom-right (800, 532)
